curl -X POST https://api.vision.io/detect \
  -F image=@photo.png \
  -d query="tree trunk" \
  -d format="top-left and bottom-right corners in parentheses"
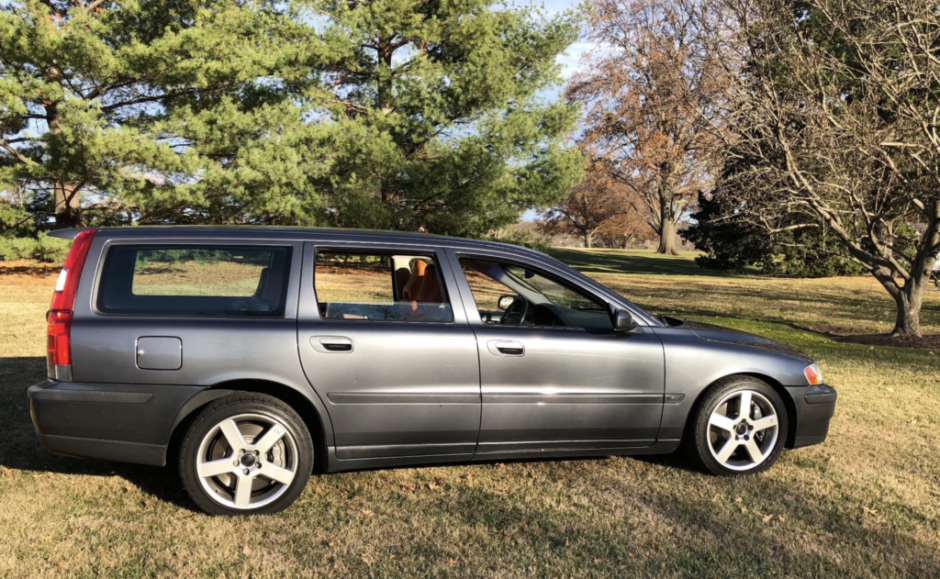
top-left (655, 178), bottom-right (680, 255)
top-left (584, 230), bottom-right (593, 249)
top-left (54, 181), bottom-right (82, 229)
top-left (657, 218), bottom-right (679, 256)
top-left (890, 279), bottom-right (926, 337)
top-left (45, 100), bottom-right (82, 229)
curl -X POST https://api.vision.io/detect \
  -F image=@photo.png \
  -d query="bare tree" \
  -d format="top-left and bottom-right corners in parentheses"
top-left (539, 159), bottom-right (652, 248)
top-left (567, 0), bottom-right (732, 255)
top-left (718, 0), bottom-right (940, 337)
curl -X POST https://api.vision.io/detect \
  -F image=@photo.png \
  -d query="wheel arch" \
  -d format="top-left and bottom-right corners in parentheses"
top-left (687, 372), bottom-right (797, 449)
top-left (167, 379), bottom-right (330, 473)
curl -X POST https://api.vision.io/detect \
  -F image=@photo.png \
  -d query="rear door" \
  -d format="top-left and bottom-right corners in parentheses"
top-left (296, 242), bottom-right (481, 461)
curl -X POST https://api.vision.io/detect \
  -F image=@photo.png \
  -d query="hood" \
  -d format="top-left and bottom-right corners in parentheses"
top-left (662, 316), bottom-right (811, 360)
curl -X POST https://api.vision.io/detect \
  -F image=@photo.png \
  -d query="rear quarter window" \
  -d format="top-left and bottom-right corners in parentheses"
top-left (96, 245), bottom-right (292, 317)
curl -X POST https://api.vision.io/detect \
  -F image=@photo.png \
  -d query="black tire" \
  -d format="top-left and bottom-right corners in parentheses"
top-left (684, 376), bottom-right (789, 476)
top-left (179, 393), bottom-right (314, 515)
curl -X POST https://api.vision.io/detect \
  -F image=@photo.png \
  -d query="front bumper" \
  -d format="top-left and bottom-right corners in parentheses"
top-left (785, 384), bottom-right (837, 448)
top-left (28, 380), bottom-right (205, 466)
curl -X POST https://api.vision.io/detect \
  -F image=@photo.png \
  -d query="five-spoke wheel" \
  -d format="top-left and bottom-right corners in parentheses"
top-left (686, 376), bottom-right (788, 475)
top-left (180, 393), bottom-right (314, 515)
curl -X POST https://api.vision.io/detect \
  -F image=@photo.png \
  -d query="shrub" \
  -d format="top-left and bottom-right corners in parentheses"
top-left (0, 236), bottom-right (71, 265)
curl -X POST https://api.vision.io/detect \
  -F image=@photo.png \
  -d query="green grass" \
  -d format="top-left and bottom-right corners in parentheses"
top-left (549, 247), bottom-right (736, 278)
top-left (1, 251), bottom-right (939, 578)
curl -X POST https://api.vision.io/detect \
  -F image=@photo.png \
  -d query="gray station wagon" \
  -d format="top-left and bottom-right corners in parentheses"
top-left (28, 227), bottom-right (837, 515)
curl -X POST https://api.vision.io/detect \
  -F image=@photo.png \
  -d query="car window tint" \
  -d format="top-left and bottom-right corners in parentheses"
top-left (461, 268), bottom-right (510, 311)
top-left (459, 257), bottom-right (612, 331)
top-left (503, 265), bottom-right (605, 311)
top-left (315, 252), bottom-right (453, 323)
top-left (97, 246), bottom-right (291, 317)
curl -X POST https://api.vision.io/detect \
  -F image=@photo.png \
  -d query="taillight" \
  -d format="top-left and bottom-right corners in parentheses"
top-left (804, 363), bottom-right (823, 386)
top-left (47, 229), bottom-right (96, 381)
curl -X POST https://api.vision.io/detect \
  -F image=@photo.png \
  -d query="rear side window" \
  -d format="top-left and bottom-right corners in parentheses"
top-left (97, 245), bottom-right (292, 317)
top-left (314, 251), bottom-right (453, 323)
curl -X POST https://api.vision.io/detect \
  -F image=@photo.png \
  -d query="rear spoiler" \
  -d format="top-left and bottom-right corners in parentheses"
top-left (47, 228), bottom-right (95, 240)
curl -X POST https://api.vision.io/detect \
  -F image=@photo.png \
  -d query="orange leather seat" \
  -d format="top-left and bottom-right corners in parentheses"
top-left (401, 260), bottom-right (427, 301)
top-left (416, 264), bottom-right (443, 304)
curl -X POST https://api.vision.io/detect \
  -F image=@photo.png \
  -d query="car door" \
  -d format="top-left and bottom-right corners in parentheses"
top-left (446, 248), bottom-right (665, 458)
top-left (296, 242), bottom-right (481, 461)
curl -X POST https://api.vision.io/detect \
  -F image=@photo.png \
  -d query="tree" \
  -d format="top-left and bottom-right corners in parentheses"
top-left (297, 0), bottom-right (584, 238)
top-left (0, 1), bottom-right (327, 228)
top-left (682, 191), bottom-right (866, 276)
top-left (566, 0), bottom-right (733, 255)
top-left (539, 158), bottom-right (651, 248)
top-left (716, 0), bottom-right (940, 336)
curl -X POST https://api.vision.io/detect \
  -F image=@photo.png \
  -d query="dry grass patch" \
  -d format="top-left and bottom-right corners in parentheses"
top-left (0, 251), bottom-right (938, 578)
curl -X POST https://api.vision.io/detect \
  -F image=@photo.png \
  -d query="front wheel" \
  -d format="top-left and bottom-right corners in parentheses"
top-left (179, 393), bottom-right (314, 515)
top-left (685, 377), bottom-right (789, 476)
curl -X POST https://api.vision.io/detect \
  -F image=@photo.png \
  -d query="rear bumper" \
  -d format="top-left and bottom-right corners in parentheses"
top-left (785, 384), bottom-right (837, 449)
top-left (28, 380), bottom-right (205, 466)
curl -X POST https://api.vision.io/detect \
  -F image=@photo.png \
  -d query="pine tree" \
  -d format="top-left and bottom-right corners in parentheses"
top-left (0, 0), bottom-right (323, 228)
top-left (295, 0), bottom-right (583, 236)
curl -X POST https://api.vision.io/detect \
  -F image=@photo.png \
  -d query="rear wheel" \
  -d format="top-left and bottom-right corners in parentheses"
top-left (179, 393), bottom-right (314, 515)
top-left (685, 377), bottom-right (788, 475)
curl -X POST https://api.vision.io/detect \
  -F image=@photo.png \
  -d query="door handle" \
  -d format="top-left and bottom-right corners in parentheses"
top-left (310, 336), bottom-right (354, 353)
top-left (487, 340), bottom-right (525, 357)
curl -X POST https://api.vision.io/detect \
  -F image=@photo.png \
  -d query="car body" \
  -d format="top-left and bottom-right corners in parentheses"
top-left (28, 226), bottom-right (837, 514)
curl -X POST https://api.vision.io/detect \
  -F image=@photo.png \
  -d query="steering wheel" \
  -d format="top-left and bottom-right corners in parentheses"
top-left (499, 296), bottom-right (529, 325)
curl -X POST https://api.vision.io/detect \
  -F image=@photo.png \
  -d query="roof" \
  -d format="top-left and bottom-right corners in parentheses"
top-left (47, 225), bottom-right (553, 260)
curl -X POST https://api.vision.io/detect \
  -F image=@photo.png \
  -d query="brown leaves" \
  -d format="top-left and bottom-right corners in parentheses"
top-left (538, 157), bottom-right (655, 248)
top-left (566, 0), bottom-right (732, 245)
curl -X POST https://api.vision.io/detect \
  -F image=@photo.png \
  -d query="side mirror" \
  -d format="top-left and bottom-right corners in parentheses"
top-left (612, 308), bottom-right (640, 333)
top-left (498, 295), bottom-right (517, 311)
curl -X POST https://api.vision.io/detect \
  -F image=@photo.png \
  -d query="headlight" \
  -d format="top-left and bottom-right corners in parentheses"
top-left (804, 363), bottom-right (823, 385)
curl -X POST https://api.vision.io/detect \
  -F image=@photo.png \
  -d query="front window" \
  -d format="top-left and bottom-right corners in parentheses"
top-left (459, 258), bottom-right (613, 331)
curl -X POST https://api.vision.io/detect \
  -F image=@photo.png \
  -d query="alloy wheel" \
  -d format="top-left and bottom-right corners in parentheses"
top-left (706, 390), bottom-right (779, 471)
top-left (195, 413), bottom-right (299, 510)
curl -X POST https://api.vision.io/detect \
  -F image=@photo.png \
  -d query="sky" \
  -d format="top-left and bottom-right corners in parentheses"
top-left (536, 0), bottom-right (593, 89)
top-left (520, 1), bottom-right (590, 221)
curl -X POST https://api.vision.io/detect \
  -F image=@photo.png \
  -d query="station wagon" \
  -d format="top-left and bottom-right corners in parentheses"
top-left (28, 227), bottom-right (837, 514)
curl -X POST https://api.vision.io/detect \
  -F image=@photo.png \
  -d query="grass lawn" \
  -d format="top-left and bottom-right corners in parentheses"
top-left (1, 250), bottom-right (938, 578)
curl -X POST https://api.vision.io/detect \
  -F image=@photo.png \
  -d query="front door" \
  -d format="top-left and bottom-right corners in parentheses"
top-left (296, 243), bottom-right (481, 461)
top-left (448, 251), bottom-right (665, 458)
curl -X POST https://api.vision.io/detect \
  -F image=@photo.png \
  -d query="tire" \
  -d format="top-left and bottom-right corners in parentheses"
top-left (684, 376), bottom-right (789, 476)
top-left (179, 393), bottom-right (314, 515)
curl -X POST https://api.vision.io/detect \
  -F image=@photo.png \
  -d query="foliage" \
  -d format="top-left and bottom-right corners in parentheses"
top-left (1, 1), bottom-right (581, 236)
top-left (0, 235), bottom-right (70, 263)
top-left (0, 0), bottom-right (324, 228)
top-left (566, 0), bottom-right (733, 255)
top-left (539, 158), bottom-right (654, 248)
top-left (299, 0), bottom-right (583, 238)
top-left (683, 192), bottom-right (866, 277)
top-left (715, 0), bottom-right (940, 336)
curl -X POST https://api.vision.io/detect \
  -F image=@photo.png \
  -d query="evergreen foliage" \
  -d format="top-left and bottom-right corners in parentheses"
top-left (0, 1), bottom-right (581, 237)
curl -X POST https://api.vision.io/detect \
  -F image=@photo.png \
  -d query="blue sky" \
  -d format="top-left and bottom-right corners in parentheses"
top-left (520, 1), bottom-right (588, 221)
top-left (534, 0), bottom-right (591, 89)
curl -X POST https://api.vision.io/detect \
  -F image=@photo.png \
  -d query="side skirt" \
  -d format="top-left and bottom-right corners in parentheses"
top-left (324, 440), bottom-right (682, 473)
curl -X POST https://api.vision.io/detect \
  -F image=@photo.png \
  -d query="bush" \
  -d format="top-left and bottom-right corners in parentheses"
top-left (0, 236), bottom-right (71, 264)
top-left (682, 193), bottom-right (866, 278)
